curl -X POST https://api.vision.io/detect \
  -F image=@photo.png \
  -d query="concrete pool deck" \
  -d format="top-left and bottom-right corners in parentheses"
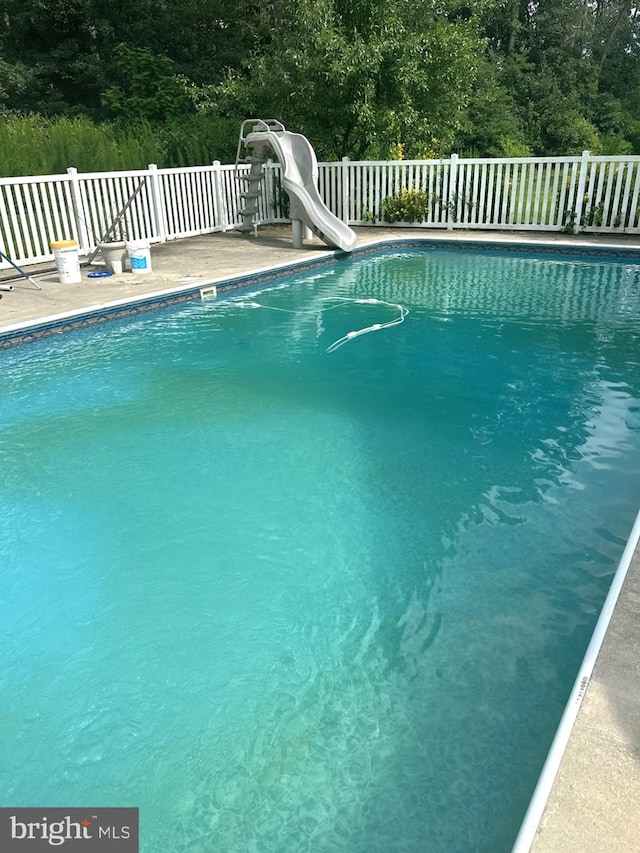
top-left (1, 225), bottom-right (639, 850)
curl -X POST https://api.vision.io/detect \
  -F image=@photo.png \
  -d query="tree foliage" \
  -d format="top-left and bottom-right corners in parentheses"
top-left (101, 44), bottom-right (191, 122)
top-left (212, 0), bottom-right (486, 158)
top-left (1, 0), bottom-right (640, 172)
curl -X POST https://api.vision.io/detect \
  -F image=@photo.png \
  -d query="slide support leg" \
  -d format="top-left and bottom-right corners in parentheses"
top-left (292, 218), bottom-right (304, 249)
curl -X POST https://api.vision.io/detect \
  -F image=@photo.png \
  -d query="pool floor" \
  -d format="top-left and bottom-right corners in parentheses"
top-left (2, 233), bottom-right (640, 852)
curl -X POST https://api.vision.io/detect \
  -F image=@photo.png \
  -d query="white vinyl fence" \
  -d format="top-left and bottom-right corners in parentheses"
top-left (1, 151), bottom-right (640, 271)
top-left (339, 152), bottom-right (640, 232)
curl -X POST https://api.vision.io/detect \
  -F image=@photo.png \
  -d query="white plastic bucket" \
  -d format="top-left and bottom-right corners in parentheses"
top-left (126, 240), bottom-right (152, 275)
top-left (51, 239), bottom-right (81, 284)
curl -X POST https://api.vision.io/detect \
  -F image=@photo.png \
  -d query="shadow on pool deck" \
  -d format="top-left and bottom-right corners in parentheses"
top-left (1, 224), bottom-right (639, 851)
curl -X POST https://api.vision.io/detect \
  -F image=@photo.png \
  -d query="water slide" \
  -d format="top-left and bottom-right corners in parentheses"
top-left (240, 120), bottom-right (358, 253)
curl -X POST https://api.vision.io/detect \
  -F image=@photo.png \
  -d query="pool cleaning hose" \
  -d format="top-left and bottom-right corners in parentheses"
top-left (326, 298), bottom-right (409, 352)
top-left (236, 296), bottom-right (408, 352)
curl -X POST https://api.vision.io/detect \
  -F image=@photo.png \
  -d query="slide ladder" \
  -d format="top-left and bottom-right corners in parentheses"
top-left (234, 120), bottom-right (281, 234)
top-left (234, 119), bottom-right (357, 252)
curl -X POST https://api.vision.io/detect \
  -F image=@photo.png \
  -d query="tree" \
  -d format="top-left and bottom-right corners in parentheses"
top-left (454, 56), bottom-right (531, 156)
top-left (213, 0), bottom-right (488, 159)
top-left (2, 0), bottom-right (640, 161)
top-left (101, 44), bottom-right (191, 122)
top-left (0, 0), bottom-right (270, 116)
top-left (0, 0), bottom-right (111, 114)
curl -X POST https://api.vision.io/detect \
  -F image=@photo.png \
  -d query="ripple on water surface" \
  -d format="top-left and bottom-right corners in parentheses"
top-left (1, 249), bottom-right (639, 852)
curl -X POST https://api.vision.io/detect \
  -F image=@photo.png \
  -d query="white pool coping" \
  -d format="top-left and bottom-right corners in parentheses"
top-left (511, 505), bottom-right (640, 851)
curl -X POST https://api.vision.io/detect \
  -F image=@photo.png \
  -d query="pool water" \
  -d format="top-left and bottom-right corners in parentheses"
top-left (1, 248), bottom-right (640, 852)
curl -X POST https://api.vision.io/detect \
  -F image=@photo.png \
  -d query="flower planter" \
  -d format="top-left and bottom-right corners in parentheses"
top-left (97, 241), bottom-right (128, 274)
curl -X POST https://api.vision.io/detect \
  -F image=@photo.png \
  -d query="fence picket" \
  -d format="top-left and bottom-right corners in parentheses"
top-left (2, 154), bottom-right (640, 271)
top-left (532, 163), bottom-right (542, 225)
top-left (30, 184), bottom-right (49, 257)
top-left (610, 161), bottom-right (625, 230)
top-left (617, 162), bottom-right (632, 229)
top-left (47, 182), bottom-right (61, 245)
top-left (627, 163), bottom-right (640, 230)
top-left (502, 163), bottom-right (512, 226)
top-left (515, 163), bottom-right (526, 224)
top-left (601, 163), bottom-right (617, 228)
top-left (0, 187), bottom-right (16, 259)
top-left (15, 185), bottom-right (35, 259)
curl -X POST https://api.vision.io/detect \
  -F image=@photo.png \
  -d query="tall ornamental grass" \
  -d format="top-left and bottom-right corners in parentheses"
top-left (0, 113), bottom-right (239, 176)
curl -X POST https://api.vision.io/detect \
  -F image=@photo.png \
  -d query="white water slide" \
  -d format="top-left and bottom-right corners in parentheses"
top-left (236, 119), bottom-right (358, 253)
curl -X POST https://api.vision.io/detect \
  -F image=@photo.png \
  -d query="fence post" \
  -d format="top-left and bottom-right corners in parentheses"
top-left (573, 150), bottom-right (590, 232)
top-left (148, 163), bottom-right (167, 242)
top-left (342, 156), bottom-right (350, 224)
top-left (447, 153), bottom-right (458, 231)
top-left (66, 167), bottom-right (90, 254)
top-left (211, 160), bottom-right (228, 232)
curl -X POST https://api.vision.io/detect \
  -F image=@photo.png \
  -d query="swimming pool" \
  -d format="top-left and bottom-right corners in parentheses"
top-left (1, 246), bottom-right (639, 852)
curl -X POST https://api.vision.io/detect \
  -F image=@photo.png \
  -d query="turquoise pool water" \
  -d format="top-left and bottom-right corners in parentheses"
top-left (1, 248), bottom-right (640, 852)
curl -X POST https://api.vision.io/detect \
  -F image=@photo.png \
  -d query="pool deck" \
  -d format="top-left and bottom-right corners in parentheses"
top-left (2, 224), bottom-right (639, 850)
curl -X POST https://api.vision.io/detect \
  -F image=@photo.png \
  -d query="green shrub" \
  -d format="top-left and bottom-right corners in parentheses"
top-left (381, 188), bottom-right (430, 223)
